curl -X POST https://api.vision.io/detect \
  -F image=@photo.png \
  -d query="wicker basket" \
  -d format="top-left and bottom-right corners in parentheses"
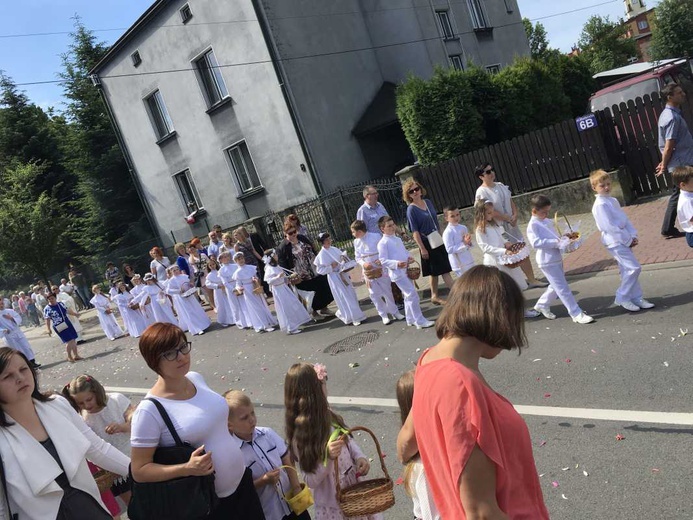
top-left (406, 260), bottom-right (421, 280)
top-left (363, 266), bottom-right (383, 280)
top-left (499, 242), bottom-right (528, 269)
top-left (280, 465), bottom-right (314, 515)
top-left (93, 469), bottom-right (117, 493)
top-left (252, 280), bottom-right (264, 295)
top-left (288, 274), bottom-right (302, 285)
top-left (232, 287), bottom-right (244, 296)
top-left (335, 426), bottom-right (395, 517)
top-left (128, 302), bottom-right (140, 310)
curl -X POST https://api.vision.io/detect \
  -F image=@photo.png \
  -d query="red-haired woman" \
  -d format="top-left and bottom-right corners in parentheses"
top-left (149, 247), bottom-right (171, 282)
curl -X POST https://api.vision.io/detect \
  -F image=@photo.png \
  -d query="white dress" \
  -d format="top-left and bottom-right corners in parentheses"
top-left (204, 269), bottom-right (233, 327)
top-left (219, 263), bottom-right (250, 329)
top-left (314, 246), bottom-right (366, 325)
top-left (137, 284), bottom-right (178, 326)
top-left (232, 264), bottom-right (277, 332)
top-left (165, 274), bottom-right (211, 335)
top-left (475, 225), bottom-right (527, 290)
top-left (264, 264), bottom-right (311, 334)
top-left (57, 292), bottom-right (83, 341)
top-left (89, 293), bottom-right (124, 340)
top-left (130, 283), bottom-right (154, 326)
top-left (82, 393), bottom-right (132, 456)
top-left (111, 291), bottom-right (148, 338)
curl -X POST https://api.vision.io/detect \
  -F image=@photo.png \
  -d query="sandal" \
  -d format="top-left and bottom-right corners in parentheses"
top-left (430, 297), bottom-right (447, 305)
top-left (67, 357), bottom-right (76, 363)
top-left (73, 355), bottom-right (84, 361)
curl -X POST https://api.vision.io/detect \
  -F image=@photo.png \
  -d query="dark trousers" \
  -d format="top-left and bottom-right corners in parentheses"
top-left (283, 510), bottom-right (312, 519)
top-left (686, 232), bottom-right (693, 248)
top-left (209, 467), bottom-right (265, 520)
top-left (661, 186), bottom-right (680, 235)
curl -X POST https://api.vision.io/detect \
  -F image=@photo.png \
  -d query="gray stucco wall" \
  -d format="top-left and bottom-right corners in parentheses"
top-left (96, 0), bottom-right (316, 247)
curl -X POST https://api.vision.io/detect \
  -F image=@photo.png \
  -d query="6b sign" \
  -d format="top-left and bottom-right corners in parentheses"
top-left (576, 114), bottom-right (598, 132)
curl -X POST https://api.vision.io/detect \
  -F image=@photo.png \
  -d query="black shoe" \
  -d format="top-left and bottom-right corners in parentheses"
top-left (662, 230), bottom-right (685, 238)
top-left (29, 360), bottom-right (41, 369)
top-left (396, 302), bottom-right (405, 311)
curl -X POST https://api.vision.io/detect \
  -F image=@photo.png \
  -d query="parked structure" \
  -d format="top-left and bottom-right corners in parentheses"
top-left (90, 0), bottom-right (529, 246)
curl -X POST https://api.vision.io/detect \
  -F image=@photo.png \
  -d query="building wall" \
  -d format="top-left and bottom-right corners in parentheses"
top-left (96, 0), bottom-right (316, 247)
top-left (625, 8), bottom-right (655, 62)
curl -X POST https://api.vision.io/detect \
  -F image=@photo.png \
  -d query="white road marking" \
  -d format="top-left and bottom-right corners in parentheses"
top-left (106, 387), bottom-right (693, 426)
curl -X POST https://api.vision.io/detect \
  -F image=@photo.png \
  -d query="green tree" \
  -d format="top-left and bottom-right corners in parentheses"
top-left (59, 19), bottom-right (153, 252)
top-left (549, 54), bottom-right (597, 117)
top-left (578, 15), bottom-right (639, 75)
top-left (492, 58), bottom-right (571, 140)
top-left (396, 67), bottom-right (484, 165)
top-left (650, 0), bottom-right (693, 60)
top-left (523, 18), bottom-right (557, 61)
top-left (0, 163), bottom-right (68, 282)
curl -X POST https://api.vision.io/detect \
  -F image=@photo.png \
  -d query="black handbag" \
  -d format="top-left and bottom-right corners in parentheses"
top-left (127, 398), bottom-right (218, 520)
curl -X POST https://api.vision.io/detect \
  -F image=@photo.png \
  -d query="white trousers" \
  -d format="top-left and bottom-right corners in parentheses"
top-left (607, 245), bottom-right (643, 302)
top-left (535, 263), bottom-right (582, 318)
top-left (366, 275), bottom-right (399, 319)
top-left (393, 277), bottom-right (428, 326)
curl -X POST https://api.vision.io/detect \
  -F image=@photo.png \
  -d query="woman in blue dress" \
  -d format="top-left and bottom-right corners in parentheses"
top-left (44, 292), bottom-right (82, 363)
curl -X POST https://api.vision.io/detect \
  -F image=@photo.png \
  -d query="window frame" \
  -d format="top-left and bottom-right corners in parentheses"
top-left (637, 20), bottom-right (649, 31)
top-left (467, 0), bottom-right (490, 30)
top-left (131, 51), bottom-right (142, 67)
top-left (225, 140), bottom-right (264, 196)
top-left (192, 48), bottom-right (230, 109)
top-left (485, 64), bottom-right (501, 75)
top-left (180, 3), bottom-right (193, 24)
top-left (144, 89), bottom-right (175, 142)
top-left (172, 169), bottom-right (204, 214)
top-left (449, 55), bottom-right (464, 71)
top-left (435, 10), bottom-right (455, 40)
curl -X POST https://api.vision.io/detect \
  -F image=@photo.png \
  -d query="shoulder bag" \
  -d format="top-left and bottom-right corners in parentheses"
top-left (128, 398), bottom-right (218, 520)
top-left (423, 201), bottom-right (444, 250)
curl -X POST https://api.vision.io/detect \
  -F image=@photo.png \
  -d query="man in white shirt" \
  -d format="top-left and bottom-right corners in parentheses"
top-left (59, 278), bottom-right (75, 295)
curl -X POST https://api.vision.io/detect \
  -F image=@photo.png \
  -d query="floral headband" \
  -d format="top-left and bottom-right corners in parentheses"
top-left (313, 363), bottom-right (328, 381)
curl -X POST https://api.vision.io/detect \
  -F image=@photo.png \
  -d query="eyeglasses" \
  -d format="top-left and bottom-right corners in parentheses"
top-left (408, 186), bottom-right (421, 194)
top-left (366, 192), bottom-right (378, 196)
top-left (286, 230), bottom-right (297, 236)
top-left (483, 168), bottom-right (494, 175)
top-left (160, 342), bottom-right (192, 361)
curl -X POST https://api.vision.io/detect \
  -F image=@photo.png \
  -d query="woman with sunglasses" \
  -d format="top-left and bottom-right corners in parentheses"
top-left (403, 179), bottom-right (454, 305)
top-left (474, 163), bottom-right (546, 288)
top-left (130, 323), bottom-right (265, 519)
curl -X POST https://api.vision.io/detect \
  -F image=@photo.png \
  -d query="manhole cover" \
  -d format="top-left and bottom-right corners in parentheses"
top-left (323, 330), bottom-right (380, 355)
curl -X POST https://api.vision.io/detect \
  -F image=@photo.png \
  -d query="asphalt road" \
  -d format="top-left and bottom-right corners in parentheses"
top-left (26, 259), bottom-right (693, 519)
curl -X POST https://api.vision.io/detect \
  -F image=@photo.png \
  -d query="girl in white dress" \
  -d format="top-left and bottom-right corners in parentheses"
top-left (112, 282), bottom-right (148, 338)
top-left (90, 285), bottom-right (125, 340)
top-left (129, 274), bottom-right (154, 326)
top-left (231, 252), bottom-right (277, 333)
top-left (139, 274), bottom-right (178, 325)
top-left (262, 249), bottom-right (311, 335)
top-left (204, 256), bottom-right (234, 327)
top-left (218, 251), bottom-right (250, 329)
top-left (314, 233), bottom-right (366, 326)
top-left (164, 265), bottom-right (211, 335)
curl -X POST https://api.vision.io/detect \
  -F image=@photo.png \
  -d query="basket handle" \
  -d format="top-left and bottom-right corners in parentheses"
top-left (333, 426), bottom-right (391, 502)
top-left (407, 259), bottom-right (420, 269)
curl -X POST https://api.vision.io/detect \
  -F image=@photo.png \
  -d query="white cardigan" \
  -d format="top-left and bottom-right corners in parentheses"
top-left (0, 395), bottom-right (130, 520)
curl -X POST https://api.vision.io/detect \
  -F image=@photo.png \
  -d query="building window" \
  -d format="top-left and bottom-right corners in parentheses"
top-left (436, 11), bottom-right (455, 40)
top-left (468, 0), bottom-right (490, 29)
top-left (173, 170), bottom-right (203, 213)
top-left (637, 20), bottom-right (649, 31)
top-left (131, 51), bottom-right (142, 67)
top-left (226, 141), bottom-right (262, 193)
top-left (449, 55), bottom-right (464, 71)
top-left (194, 49), bottom-right (229, 108)
top-left (486, 64), bottom-right (501, 75)
top-left (145, 90), bottom-right (175, 141)
top-left (503, 0), bottom-right (514, 13)
top-left (180, 4), bottom-right (193, 24)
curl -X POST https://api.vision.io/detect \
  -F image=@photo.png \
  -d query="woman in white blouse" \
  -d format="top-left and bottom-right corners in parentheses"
top-left (0, 347), bottom-right (130, 519)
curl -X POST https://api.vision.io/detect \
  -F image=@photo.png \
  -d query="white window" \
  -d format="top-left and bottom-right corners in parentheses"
top-left (173, 170), bottom-right (203, 213)
top-left (194, 49), bottom-right (229, 108)
top-left (436, 11), bottom-right (455, 40)
top-left (468, 0), bottom-right (490, 29)
top-left (226, 141), bottom-right (262, 193)
top-left (486, 64), bottom-right (501, 75)
top-left (449, 55), bottom-right (464, 71)
top-left (180, 4), bottom-right (193, 24)
top-left (637, 20), bottom-right (648, 31)
top-left (145, 90), bottom-right (174, 140)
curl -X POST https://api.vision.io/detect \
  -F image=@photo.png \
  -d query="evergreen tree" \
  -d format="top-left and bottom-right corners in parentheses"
top-left (650, 0), bottom-right (693, 61)
top-left (578, 16), bottom-right (639, 75)
top-left (522, 18), bottom-right (558, 62)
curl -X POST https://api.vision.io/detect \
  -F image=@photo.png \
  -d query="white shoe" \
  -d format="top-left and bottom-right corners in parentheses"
top-left (393, 312), bottom-right (406, 321)
top-left (288, 329), bottom-right (302, 335)
top-left (524, 309), bottom-right (541, 318)
top-left (416, 320), bottom-right (435, 330)
top-left (572, 312), bottom-right (594, 324)
top-left (632, 298), bottom-right (655, 309)
top-left (382, 317), bottom-right (392, 325)
top-left (535, 307), bottom-right (556, 320)
top-left (353, 321), bottom-right (361, 327)
top-left (615, 300), bottom-right (640, 312)
top-left (264, 327), bottom-right (275, 332)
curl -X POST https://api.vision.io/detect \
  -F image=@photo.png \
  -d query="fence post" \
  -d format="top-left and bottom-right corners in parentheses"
top-left (395, 164), bottom-right (420, 187)
top-left (338, 189), bottom-right (350, 236)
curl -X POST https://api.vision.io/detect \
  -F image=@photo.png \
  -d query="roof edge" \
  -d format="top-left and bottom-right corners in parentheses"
top-left (89, 0), bottom-right (169, 76)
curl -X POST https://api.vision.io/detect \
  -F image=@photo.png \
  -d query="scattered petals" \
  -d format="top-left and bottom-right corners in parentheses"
top-left (551, 481), bottom-right (559, 488)
top-left (348, 362), bottom-right (360, 368)
top-left (539, 440), bottom-right (547, 447)
top-left (561, 467), bottom-right (570, 471)
top-left (651, 468), bottom-right (660, 473)
top-left (564, 358), bottom-right (571, 363)
top-left (663, 361), bottom-right (669, 367)
top-left (591, 349), bottom-right (597, 354)
top-left (561, 494), bottom-right (568, 500)
top-left (583, 470), bottom-right (589, 476)
top-left (544, 393), bottom-right (551, 398)
top-left (615, 434), bottom-right (625, 441)
top-left (533, 358), bottom-right (542, 362)
top-left (395, 477), bottom-right (404, 485)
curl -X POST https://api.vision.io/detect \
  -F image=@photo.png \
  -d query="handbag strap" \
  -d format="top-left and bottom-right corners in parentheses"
top-left (0, 451), bottom-right (17, 520)
top-left (423, 200), bottom-right (438, 232)
top-left (145, 398), bottom-right (185, 447)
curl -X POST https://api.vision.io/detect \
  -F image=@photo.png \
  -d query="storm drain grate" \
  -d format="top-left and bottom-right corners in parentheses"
top-left (323, 330), bottom-right (380, 355)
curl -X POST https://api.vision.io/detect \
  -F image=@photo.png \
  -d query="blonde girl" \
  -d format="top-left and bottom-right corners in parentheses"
top-left (396, 370), bottom-right (440, 520)
top-left (263, 249), bottom-right (311, 334)
top-left (89, 284), bottom-right (125, 341)
top-left (284, 363), bottom-right (381, 520)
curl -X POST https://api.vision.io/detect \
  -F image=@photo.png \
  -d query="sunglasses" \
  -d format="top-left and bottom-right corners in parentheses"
top-left (408, 186), bottom-right (421, 194)
top-left (483, 168), bottom-right (494, 174)
top-left (160, 342), bottom-right (192, 361)
top-left (286, 230), bottom-right (297, 236)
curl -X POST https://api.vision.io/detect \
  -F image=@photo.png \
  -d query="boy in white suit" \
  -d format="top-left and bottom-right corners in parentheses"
top-left (442, 206), bottom-right (475, 277)
top-left (526, 195), bottom-right (594, 324)
top-left (590, 170), bottom-right (655, 312)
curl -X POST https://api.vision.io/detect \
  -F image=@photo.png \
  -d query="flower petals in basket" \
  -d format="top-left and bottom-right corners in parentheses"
top-left (252, 280), bottom-right (265, 295)
top-left (406, 260), bottom-right (421, 280)
top-left (363, 265), bottom-right (383, 280)
top-left (288, 273), bottom-right (302, 285)
top-left (340, 258), bottom-right (358, 273)
top-left (498, 242), bottom-right (529, 269)
top-left (93, 469), bottom-right (117, 493)
top-left (562, 232), bottom-right (582, 253)
top-left (181, 287), bottom-right (197, 298)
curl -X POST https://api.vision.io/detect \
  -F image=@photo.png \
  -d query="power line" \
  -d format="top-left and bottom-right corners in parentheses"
top-left (12, 0), bottom-right (619, 87)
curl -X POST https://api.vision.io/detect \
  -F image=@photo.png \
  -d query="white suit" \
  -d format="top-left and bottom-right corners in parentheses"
top-left (0, 308), bottom-right (35, 360)
top-left (354, 232), bottom-right (398, 320)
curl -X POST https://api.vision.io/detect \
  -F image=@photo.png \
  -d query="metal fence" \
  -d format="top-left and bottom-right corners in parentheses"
top-left (261, 178), bottom-right (407, 254)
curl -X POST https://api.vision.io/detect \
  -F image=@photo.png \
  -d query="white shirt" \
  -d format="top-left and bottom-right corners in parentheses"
top-left (59, 283), bottom-right (74, 294)
top-left (592, 195), bottom-right (637, 248)
top-left (377, 234), bottom-right (410, 281)
top-left (83, 393), bottom-right (131, 456)
top-left (475, 183), bottom-right (513, 220)
top-left (676, 189), bottom-right (693, 233)
top-left (131, 372), bottom-right (245, 497)
top-left (410, 461), bottom-right (441, 520)
top-left (442, 223), bottom-right (475, 272)
top-left (526, 216), bottom-right (565, 267)
top-left (354, 232), bottom-right (382, 267)
top-left (150, 257), bottom-right (171, 282)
